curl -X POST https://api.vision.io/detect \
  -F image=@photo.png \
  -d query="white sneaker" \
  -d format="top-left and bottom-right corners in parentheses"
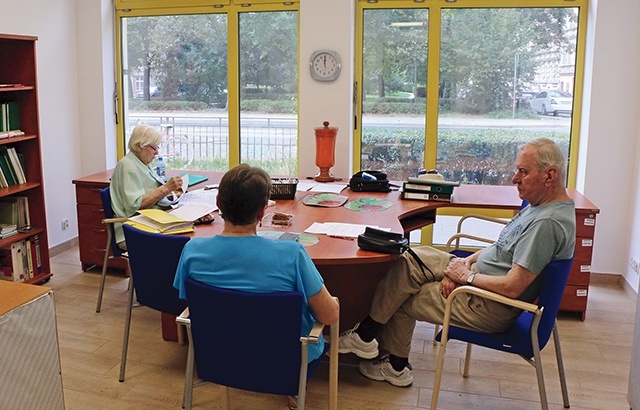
top-left (359, 355), bottom-right (413, 387)
top-left (338, 323), bottom-right (379, 359)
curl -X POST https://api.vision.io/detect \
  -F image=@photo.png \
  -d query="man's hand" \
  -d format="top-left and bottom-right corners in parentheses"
top-left (444, 258), bottom-right (471, 285)
top-left (439, 276), bottom-right (459, 298)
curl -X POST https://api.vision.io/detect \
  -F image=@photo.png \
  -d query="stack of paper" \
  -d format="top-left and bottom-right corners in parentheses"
top-left (127, 209), bottom-right (194, 234)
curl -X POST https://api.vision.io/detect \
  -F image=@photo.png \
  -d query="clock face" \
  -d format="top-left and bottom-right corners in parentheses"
top-left (310, 51), bottom-right (341, 82)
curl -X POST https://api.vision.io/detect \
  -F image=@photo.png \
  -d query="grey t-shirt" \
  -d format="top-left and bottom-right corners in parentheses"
top-left (476, 199), bottom-right (576, 302)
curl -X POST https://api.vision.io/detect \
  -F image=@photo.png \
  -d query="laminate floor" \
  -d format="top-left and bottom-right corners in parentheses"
top-left (49, 247), bottom-right (635, 409)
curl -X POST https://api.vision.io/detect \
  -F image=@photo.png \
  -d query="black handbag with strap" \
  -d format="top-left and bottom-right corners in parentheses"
top-left (357, 227), bottom-right (408, 254)
top-left (357, 227), bottom-right (435, 280)
top-left (349, 171), bottom-right (391, 192)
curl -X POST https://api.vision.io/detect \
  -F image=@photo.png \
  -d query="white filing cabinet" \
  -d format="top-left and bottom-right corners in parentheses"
top-left (0, 281), bottom-right (65, 410)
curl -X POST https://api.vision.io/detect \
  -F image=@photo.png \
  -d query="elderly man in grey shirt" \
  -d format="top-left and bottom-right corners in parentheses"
top-left (339, 137), bottom-right (576, 387)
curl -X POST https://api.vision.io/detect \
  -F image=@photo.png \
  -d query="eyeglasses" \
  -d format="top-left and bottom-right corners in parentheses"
top-left (148, 144), bottom-right (159, 152)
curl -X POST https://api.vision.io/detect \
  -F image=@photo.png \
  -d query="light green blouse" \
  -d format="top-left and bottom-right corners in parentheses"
top-left (110, 151), bottom-right (164, 244)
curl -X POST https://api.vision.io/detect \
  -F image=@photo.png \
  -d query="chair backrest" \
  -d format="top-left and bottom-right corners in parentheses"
top-left (184, 277), bottom-right (304, 396)
top-left (100, 187), bottom-right (125, 258)
top-left (123, 224), bottom-right (189, 316)
top-left (509, 257), bottom-right (574, 357)
top-left (530, 257), bottom-right (574, 348)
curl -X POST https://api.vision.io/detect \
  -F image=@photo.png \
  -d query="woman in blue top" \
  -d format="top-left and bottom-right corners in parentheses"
top-left (173, 164), bottom-right (339, 363)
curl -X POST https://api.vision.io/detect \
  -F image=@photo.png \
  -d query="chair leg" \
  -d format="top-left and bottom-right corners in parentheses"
top-left (118, 276), bottom-right (135, 382)
top-left (329, 321), bottom-right (339, 410)
top-left (182, 325), bottom-right (195, 410)
top-left (433, 324), bottom-right (440, 346)
top-left (430, 342), bottom-right (448, 410)
top-left (298, 342), bottom-right (309, 410)
top-left (552, 321), bottom-right (570, 408)
top-left (96, 234), bottom-right (112, 313)
top-left (532, 341), bottom-right (549, 410)
top-left (463, 343), bottom-right (473, 378)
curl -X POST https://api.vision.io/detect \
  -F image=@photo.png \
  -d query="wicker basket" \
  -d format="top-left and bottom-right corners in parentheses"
top-left (270, 178), bottom-right (298, 199)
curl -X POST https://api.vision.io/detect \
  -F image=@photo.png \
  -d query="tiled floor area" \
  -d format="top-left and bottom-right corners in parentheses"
top-left (49, 245), bottom-right (636, 409)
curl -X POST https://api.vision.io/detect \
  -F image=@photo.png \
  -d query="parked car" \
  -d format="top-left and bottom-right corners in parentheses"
top-left (516, 91), bottom-right (537, 109)
top-left (529, 90), bottom-right (573, 116)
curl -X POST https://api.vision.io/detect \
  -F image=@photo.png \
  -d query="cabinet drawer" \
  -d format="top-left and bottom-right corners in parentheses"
top-left (78, 223), bottom-right (126, 269)
top-left (76, 185), bottom-right (107, 206)
top-left (77, 203), bottom-right (105, 226)
top-left (560, 285), bottom-right (588, 312)
top-left (574, 237), bottom-right (594, 262)
top-left (567, 262), bottom-right (590, 286)
top-left (575, 212), bottom-right (597, 237)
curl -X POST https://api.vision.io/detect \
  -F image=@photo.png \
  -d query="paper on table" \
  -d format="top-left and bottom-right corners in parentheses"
top-left (309, 184), bottom-right (347, 194)
top-left (304, 222), bottom-right (390, 238)
top-left (179, 188), bottom-right (218, 209)
top-left (170, 203), bottom-right (217, 221)
top-left (297, 181), bottom-right (318, 192)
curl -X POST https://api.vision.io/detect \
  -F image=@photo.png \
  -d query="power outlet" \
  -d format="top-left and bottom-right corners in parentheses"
top-left (630, 257), bottom-right (639, 274)
top-left (61, 219), bottom-right (69, 230)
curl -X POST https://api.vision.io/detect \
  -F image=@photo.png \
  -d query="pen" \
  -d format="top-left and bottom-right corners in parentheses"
top-left (328, 235), bottom-right (354, 241)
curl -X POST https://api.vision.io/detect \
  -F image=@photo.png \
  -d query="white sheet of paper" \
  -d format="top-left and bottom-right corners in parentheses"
top-left (296, 181), bottom-right (318, 191)
top-left (309, 184), bottom-right (347, 194)
top-left (178, 188), bottom-right (218, 209)
top-left (169, 202), bottom-right (217, 221)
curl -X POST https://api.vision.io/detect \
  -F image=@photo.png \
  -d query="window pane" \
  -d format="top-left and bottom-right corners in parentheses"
top-left (239, 11), bottom-right (298, 175)
top-left (437, 7), bottom-right (578, 185)
top-left (121, 13), bottom-right (229, 171)
top-left (360, 8), bottom-right (429, 180)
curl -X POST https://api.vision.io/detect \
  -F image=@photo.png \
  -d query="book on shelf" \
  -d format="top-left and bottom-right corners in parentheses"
top-left (127, 208), bottom-right (194, 234)
top-left (0, 241), bottom-right (26, 282)
top-left (25, 238), bottom-right (34, 279)
top-left (0, 147), bottom-right (18, 185)
top-left (30, 234), bottom-right (42, 275)
top-left (0, 223), bottom-right (18, 239)
top-left (402, 182), bottom-right (455, 194)
top-left (401, 191), bottom-right (452, 202)
top-left (7, 147), bottom-right (26, 184)
top-left (0, 196), bottom-right (30, 229)
top-left (0, 102), bottom-right (20, 133)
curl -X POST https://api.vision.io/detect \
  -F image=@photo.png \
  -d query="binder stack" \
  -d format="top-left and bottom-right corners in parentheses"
top-left (401, 174), bottom-right (460, 202)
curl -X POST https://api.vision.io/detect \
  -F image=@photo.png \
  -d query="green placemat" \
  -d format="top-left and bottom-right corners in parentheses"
top-left (258, 231), bottom-right (320, 247)
top-left (344, 197), bottom-right (394, 212)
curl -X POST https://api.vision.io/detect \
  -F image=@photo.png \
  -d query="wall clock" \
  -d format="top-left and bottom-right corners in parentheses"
top-left (309, 50), bottom-right (341, 82)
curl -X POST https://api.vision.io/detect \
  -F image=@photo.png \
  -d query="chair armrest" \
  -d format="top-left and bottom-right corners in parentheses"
top-left (176, 307), bottom-right (190, 325)
top-left (102, 217), bottom-right (129, 225)
top-left (457, 214), bottom-right (509, 233)
top-left (446, 285), bottom-right (540, 314)
top-left (439, 285), bottom-right (540, 345)
top-left (446, 233), bottom-right (497, 253)
top-left (307, 322), bottom-right (325, 344)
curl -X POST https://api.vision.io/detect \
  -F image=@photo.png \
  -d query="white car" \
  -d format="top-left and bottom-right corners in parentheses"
top-left (530, 90), bottom-right (573, 116)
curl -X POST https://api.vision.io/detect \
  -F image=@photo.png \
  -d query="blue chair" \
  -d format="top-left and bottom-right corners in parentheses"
top-left (119, 224), bottom-right (190, 382)
top-left (430, 258), bottom-right (574, 410)
top-left (96, 186), bottom-right (130, 313)
top-left (178, 278), bottom-right (339, 410)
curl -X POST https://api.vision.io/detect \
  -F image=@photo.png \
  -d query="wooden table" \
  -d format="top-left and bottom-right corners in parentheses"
top-left (73, 170), bottom-right (599, 342)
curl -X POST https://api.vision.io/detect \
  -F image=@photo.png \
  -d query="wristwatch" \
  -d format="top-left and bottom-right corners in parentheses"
top-left (466, 272), bottom-right (477, 285)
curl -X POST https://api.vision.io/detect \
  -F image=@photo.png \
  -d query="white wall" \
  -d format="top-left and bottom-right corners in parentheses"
top-left (2, 0), bottom-right (640, 293)
top-left (579, 0), bottom-right (640, 292)
top-left (299, 0), bottom-right (355, 180)
top-left (0, 0), bottom-right (83, 248)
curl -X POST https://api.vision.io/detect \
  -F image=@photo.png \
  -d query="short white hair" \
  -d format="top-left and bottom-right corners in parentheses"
top-left (128, 124), bottom-right (163, 153)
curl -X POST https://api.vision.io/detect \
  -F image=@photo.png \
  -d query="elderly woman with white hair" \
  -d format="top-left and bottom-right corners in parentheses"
top-left (110, 124), bottom-right (183, 249)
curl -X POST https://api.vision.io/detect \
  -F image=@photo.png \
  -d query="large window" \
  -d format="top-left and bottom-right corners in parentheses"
top-left (356, 0), bottom-right (586, 245)
top-left (116, 3), bottom-right (299, 174)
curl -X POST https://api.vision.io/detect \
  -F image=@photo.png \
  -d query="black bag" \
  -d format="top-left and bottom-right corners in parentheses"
top-left (357, 227), bottom-right (436, 280)
top-left (357, 227), bottom-right (408, 254)
top-left (349, 171), bottom-right (391, 192)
